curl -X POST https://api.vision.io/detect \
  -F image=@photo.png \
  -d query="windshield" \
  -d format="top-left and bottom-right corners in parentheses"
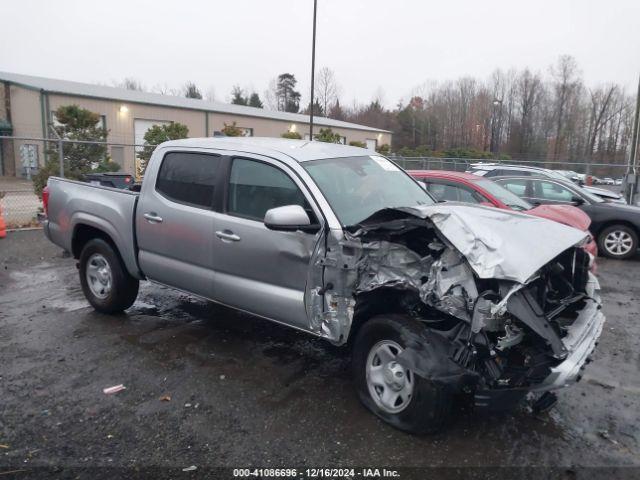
top-left (303, 155), bottom-right (434, 226)
top-left (475, 179), bottom-right (532, 211)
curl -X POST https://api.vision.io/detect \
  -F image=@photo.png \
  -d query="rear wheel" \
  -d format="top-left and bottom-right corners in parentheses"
top-left (352, 315), bottom-right (451, 434)
top-left (597, 225), bottom-right (638, 260)
top-left (79, 238), bottom-right (139, 313)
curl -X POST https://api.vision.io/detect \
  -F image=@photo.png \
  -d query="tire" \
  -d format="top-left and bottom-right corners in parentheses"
top-left (352, 314), bottom-right (451, 434)
top-left (79, 238), bottom-right (139, 313)
top-left (597, 224), bottom-right (638, 260)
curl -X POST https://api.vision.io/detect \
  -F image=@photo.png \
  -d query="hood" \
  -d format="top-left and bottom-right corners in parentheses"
top-left (528, 204), bottom-right (591, 231)
top-left (583, 186), bottom-right (622, 199)
top-left (357, 203), bottom-right (588, 284)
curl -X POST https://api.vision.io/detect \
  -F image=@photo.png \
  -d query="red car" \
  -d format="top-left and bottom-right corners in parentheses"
top-left (408, 170), bottom-right (598, 259)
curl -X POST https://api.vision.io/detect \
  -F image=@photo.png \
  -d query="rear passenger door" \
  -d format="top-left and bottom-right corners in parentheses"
top-left (212, 156), bottom-right (323, 330)
top-left (136, 150), bottom-right (220, 298)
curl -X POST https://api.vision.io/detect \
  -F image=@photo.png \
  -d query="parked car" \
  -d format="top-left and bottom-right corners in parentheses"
top-left (42, 138), bottom-right (604, 433)
top-left (602, 177), bottom-right (615, 185)
top-left (467, 163), bottom-right (626, 203)
top-left (493, 175), bottom-right (640, 259)
top-left (408, 170), bottom-right (597, 258)
top-left (84, 172), bottom-right (134, 190)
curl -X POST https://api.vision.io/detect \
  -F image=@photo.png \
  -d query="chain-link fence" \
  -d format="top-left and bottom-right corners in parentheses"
top-left (0, 134), bottom-right (633, 229)
top-left (0, 189), bottom-right (41, 229)
top-left (0, 135), bottom-right (151, 230)
top-left (388, 155), bottom-right (630, 180)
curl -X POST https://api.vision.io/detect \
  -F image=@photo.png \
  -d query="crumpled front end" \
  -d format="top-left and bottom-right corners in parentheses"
top-left (306, 205), bottom-right (605, 409)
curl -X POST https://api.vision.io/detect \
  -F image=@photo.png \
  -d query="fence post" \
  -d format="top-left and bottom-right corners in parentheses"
top-left (58, 140), bottom-right (64, 178)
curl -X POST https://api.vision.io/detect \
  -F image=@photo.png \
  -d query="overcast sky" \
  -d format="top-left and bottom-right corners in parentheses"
top-left (1, 0), bottom-right (638, 108)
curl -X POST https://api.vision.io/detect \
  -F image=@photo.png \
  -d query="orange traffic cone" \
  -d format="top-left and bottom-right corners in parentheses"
top-left (0, 204), bottom-right (6, 239)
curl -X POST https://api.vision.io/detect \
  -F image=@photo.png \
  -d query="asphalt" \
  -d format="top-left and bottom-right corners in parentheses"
top-left (1, 230), bottom-right (639, 478)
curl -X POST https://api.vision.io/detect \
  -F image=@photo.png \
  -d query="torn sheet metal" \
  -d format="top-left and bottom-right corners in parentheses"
top-left (360, 204), bottom-right (588, 284)
top-left (419, 248), bottom-right (478, 322)
top-left (355, 240), bottom-right (434, 293)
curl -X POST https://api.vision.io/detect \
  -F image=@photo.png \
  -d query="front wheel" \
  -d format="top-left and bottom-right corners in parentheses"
top-left (352, 315), bottom-right (451, 434)
top-left (79, 238), bottom-right (139, 313)
top-left (597, 225), bottom-right (638, 260)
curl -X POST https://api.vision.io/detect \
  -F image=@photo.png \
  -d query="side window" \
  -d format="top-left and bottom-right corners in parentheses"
top-left (536, 181), bottom-right (574, 202)
top-left (425, 182), bottom-right (447, 201)
top-left (425, 182), bottom-right (481, 203)
top-left (228, 158), bottom-right (309, 221)
top-left (500, 179), bottom-right (528, 196)
top-left (456, 186), bottom-right (483, 204)
top-left (156, 152), bottom-right (220, 208)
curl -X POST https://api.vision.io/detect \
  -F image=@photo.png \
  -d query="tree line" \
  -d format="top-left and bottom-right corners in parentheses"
top-left (115, 55), bottom-right (636, 167)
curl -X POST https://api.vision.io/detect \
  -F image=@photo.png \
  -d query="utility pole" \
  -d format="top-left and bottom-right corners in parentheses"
top-left (625, 75), bottom-right (640, 204)
top-left (309, 0), bottom-right (318, 140)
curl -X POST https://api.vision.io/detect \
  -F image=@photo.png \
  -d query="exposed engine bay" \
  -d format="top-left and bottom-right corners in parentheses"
top-left (305, 204), bottom-right (604, 407)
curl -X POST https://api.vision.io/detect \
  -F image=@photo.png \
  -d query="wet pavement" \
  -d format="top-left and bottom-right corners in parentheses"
top-left (1, 230), bottom-right (639, 476)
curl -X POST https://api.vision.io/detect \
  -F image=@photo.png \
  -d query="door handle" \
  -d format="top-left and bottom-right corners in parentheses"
top-left (143, 212), bottom-right (163, 223)
top-left (216, 230), bottom-right (241, 242)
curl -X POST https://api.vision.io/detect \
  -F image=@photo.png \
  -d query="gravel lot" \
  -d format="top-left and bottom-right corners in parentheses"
top-left (1, 230), bottom-right (639, 478)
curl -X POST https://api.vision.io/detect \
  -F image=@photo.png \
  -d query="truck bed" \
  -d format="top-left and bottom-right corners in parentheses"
top-left (44, 177), bottom-right (142, 278)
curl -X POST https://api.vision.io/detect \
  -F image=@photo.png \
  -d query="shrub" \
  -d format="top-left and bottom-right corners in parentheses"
top-left (376, 144), bottom-right (390, 155)
top-left (349, 141), bottom-right (366, 148)
top-left (137, 121), bottom-right (189, 176)
top-left (221, 121), bottom-right (244, 137)
top-left (282, 131), bottom-right (302, 140)
top-left (315, 128), bottom-right (342, 143)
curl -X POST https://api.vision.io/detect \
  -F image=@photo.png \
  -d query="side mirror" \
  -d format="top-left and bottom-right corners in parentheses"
top-left (264, 205), bottom-right (312, 231)
top-left (571, 196), bottom-right (585, 206)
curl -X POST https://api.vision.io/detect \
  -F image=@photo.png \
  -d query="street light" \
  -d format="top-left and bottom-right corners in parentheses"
top-left (309, 0), bottom-right (318, 140)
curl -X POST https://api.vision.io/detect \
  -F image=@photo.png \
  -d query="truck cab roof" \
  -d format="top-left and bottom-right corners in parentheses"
top-left (161, 137), bottom-right (374, 163)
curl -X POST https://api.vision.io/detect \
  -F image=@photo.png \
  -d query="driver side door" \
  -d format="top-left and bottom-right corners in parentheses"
top-left (211, 155), bottom-right (323, 330)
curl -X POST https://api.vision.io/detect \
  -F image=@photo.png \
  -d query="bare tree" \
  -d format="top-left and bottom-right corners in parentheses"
top-left (550, 55), bottom-right (581, 160)
top-left (315, 67), bottom-right (340, 117)
top-left (585, 85), bottom-right (622, 161)
top-left (204, 86), bottom-right (217, 102)
top-left (263, 77), bottom-right (279, 110)
top-left (115, 78), bottom-right (145, 91)
top-left (183, 82), bottom-right (203, 99)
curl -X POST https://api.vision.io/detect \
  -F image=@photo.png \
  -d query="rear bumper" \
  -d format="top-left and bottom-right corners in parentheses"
top-left (532, 275), bottom-right (605, 392)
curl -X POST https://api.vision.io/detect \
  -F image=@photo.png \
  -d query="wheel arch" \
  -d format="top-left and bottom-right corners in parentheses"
top-left (72, 223), bottom-right (116, 259)
top-left (347, 288), bottom-right (417, 347)
top-left (593, 219), bottom-right (640, 238)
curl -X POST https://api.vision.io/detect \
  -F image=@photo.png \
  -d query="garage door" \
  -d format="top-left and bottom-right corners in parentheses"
top-left (366, 139), bottom-right (377, 151)
top-left (134, 119), bottom-right (170, 150)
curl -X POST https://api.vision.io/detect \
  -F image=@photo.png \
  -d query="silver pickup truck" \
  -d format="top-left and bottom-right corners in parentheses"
top-left (44, 137), bottom-right (605, 433)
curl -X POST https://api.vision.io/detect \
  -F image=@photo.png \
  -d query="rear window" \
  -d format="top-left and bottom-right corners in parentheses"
top-left (156, 152), bottom-right (221, 208)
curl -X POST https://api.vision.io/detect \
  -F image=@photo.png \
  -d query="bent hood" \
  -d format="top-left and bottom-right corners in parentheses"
top-left (528, 204), bottom-right (591, 231)
top-left (357, 204), bottom-right (588, 284)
